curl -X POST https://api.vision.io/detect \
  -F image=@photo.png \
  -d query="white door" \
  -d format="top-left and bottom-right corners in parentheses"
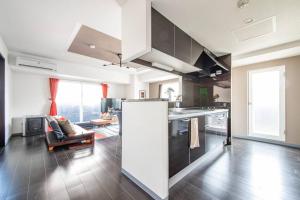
top-left (248, 66), bottom-right (285, 141)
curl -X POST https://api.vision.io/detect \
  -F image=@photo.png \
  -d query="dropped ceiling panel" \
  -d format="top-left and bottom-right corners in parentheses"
top-left (68, 25), bottom-right (121, 63)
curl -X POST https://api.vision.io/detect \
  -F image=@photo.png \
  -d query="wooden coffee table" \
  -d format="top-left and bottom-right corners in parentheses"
top-left (90, 119), bottom-right (113, 127)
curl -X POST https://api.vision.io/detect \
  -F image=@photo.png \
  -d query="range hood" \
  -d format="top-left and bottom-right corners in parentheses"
top-left (193, 49), bottom-right (229, 77)
top-left (122, 0), bottom-right (231, 78)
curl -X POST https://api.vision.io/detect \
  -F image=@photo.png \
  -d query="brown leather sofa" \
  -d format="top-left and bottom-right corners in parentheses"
top-left (45, 117), bottom-right (95, 151)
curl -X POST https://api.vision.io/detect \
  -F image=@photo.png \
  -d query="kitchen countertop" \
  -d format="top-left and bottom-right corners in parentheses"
top-left (124, 98), bottom-right (169, 102)
top-left (168, 108), bottom-right (229, 120)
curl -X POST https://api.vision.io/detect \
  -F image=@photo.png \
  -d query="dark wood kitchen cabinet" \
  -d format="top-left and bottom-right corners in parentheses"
top-left (151, 8), bottom-right (174, 56)
top-left (174, 27), bottom-right (191, 63)
top-left (189, 116), bottom-right (206, 163)
top-left (168, 112), bottom-right (228, 177)
top-left (151, 8), bottom-right (212, 73)
top-left (169, 118), bottom-right (190, 178)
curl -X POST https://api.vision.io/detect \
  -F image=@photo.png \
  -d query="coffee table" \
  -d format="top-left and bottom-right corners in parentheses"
top-left (90, 119), bottom-right (113, 127)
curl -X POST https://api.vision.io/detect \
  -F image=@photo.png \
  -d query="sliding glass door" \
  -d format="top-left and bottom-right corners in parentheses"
top-left (56, 80), bottom-right (101, 123)
top-left (82, 83), bottom-right (102, 122)
top-left (57, 81), bottom-right (81, 122)
top-left (248, 66), bottom-right (285, 141)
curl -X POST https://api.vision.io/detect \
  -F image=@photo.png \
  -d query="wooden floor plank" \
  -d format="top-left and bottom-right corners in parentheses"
top-left (1, 135), bottom-right (300, 200)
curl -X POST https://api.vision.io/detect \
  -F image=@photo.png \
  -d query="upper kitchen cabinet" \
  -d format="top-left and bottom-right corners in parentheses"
top-left (174, 27), bottom-right (191, 64)
top-left (121, 0), bottom-right (230, 76)
top-left (152, 9), bottom-right (174, 57)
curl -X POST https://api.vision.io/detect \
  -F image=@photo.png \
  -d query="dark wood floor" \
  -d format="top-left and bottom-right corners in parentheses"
top-left (1, 135), bottom-right (300, 200)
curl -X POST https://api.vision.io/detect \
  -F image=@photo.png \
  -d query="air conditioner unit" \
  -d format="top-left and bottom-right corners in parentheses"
top-left (16, 57), bottom-right (57, 72)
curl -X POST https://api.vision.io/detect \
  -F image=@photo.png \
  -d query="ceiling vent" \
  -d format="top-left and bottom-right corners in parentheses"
top-left (16, 57), bottom-right (57, 72)
top-left (233, 16), bottom-right (276, 42)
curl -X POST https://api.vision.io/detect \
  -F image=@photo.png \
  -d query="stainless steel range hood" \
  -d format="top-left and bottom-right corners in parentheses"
top-left (193, 49), bottom-right (229, 75)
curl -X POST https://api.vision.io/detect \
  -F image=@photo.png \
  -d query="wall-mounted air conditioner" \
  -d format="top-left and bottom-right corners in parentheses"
top-left (16, 57), bottom-right (57, 72)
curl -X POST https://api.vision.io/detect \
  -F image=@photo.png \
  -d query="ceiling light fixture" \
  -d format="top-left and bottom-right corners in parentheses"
top-left (237, 0), bottom-right (250, 9)
top-left (152, 62), bottom-right (174, 71)
top-left (89, 44), bottom-right (96, 49)
top-left (244, 18), bottom-right (254, 24)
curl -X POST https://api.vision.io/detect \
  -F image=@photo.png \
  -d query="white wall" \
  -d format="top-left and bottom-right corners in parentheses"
top-left (125, 74), bottom-right (149, 99)
top-left (10, 71), bottom-right (128, 133)
top-left (0, 35), bottom-right (11, 144)
top-left (11, 72), bottom-right (50, 118)
top-left (8, 52), bottom-right (132, 84)
top-left (232, 55), bottom-right (300, 145)
top-left (10, 71), bottom-right (128, 117)
top-left (108, 83), bottom-right (127, 99)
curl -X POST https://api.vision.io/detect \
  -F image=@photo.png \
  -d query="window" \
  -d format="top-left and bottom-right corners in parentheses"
top-left (160, 82), bottom-right (179, 102)
top-left (56, 80), bottom-right (101, 123)
top-left (82, 83), bottom-right (102, 122)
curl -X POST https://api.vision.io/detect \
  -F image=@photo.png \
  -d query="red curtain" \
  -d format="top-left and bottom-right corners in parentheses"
top-left (49, 78), bottom-right (59, 116)
top-left (101, 83), bottom-right (108, 98)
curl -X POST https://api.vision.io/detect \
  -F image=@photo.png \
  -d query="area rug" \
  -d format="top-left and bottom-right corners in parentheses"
top-left (94, 125), bottom-right (119, 140)
top-left (94, 133), bottom-right (107, 140)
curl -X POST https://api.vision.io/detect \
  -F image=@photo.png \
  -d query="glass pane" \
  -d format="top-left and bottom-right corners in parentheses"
top-left (57, 81), bottom-right (81, 122)
top-left (250, 70), bottom-right (280, 136)
top-left (160, 82), bottom-right (179, 101)
top-left (82, 83), bottom-right (101, 122)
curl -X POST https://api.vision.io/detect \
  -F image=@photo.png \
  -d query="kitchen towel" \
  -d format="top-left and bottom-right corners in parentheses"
top-left (190, 118), bottom-right (200, 149)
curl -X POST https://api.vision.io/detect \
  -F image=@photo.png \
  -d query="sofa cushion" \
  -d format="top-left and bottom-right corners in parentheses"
top-left (49, 120), bottom-right (65, 140)
top-left (57, 119), bottom-right (77, 137)
top-left (64, 125), bottom-right (95, 140)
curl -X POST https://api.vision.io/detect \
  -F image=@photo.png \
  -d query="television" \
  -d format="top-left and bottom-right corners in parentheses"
top-left (101, 98), bottom-right (124, 113)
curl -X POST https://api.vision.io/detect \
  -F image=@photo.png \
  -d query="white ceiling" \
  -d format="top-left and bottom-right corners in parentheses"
top-left (152, 0), bottom-right (300, 58)
top-left (0, 0), bottom-right (300, 70)
top-left (0, 0), bottom-right (135, 73)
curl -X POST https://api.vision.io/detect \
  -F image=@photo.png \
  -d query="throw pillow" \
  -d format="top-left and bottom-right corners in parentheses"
top-left (54, 116), bottom-right (66, 121)
top-left (57, 120), bottom-right (77, 137)
top-left (49, 120), bottom-right (65, 140)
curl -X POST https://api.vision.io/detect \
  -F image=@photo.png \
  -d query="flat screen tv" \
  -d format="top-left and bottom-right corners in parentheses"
top-left (101, 98), bottom-right (124, 113)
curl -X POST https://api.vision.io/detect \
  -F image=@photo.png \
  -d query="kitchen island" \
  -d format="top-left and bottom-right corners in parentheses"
top-left (122, 100), bottom-right (230, 200)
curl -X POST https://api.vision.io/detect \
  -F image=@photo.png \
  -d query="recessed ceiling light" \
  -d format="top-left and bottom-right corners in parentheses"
top-left (152, 62), bottom-right (174, 71)
top-left (237, 0), bottom-right (250, 9)
top-left (89, 44), bottom-right (96, 49)
top-left (244, 18), bottom-right (254, 24)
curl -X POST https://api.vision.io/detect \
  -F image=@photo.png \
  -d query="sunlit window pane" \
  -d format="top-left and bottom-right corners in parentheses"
top-left (56, 81), bottom-right (81, 122)
top-left (56, 80), bottom-right (102, 123)
top-left (82, 83), bottom-right (101, 122)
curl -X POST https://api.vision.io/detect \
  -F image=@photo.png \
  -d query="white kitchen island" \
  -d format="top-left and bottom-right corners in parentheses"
top-left (122, 99), bottom-right (230, 200)
top-left (122, 99), bottom-right (169, 200)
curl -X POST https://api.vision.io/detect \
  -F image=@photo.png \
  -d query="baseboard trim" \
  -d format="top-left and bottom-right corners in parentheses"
top-left (11, 133), bottom-right (23, 136)
top-left (233, 136), bottom-right (300, 149)
top-left (121, 169), bottom-right (168, 200)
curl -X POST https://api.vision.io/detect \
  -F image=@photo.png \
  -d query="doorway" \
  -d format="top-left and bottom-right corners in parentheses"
top-left (248, 66), bottom-right (285, 141)
top-left (0, 54), bottom-right (5, 147)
